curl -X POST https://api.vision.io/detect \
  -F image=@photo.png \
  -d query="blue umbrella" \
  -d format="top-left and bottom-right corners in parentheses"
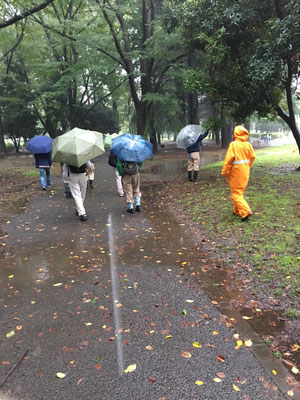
top-left (26, 135), bottom-right (53, 154)
top-left (111, 134), bottom-right (152, 162)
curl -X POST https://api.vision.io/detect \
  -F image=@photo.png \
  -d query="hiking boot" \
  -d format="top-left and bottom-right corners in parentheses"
top-left (127, 208), bottom-right (134, 214)
top-left (42, 187), bottom-right (46, 191)
top-left (79, 214), bottom-right (87, 221)
top-left (242, 214), bottom-right (251, 222)
top-left (193, 171), bottom-right (198, 182)
top-left (188, 171), bottom-right (193, 182)
top-left (135, 205), bottom-right (141, 212)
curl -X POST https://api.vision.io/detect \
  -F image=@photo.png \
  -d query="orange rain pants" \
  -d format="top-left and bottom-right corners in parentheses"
top-left (221, 126), bottom-right (255, 219)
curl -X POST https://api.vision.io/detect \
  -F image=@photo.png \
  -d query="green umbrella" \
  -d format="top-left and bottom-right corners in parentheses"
top-left (52, 128), bottom-right (105, 167)
top-left (104, 133), bottom-right (122, 148)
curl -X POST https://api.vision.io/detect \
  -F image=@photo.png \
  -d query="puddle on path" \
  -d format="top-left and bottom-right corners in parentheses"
top-left (142, 158), bottom-right (300, 377)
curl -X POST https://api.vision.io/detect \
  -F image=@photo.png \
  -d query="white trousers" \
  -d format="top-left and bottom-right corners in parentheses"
top-left (68, 173), bottom-right (88, 216)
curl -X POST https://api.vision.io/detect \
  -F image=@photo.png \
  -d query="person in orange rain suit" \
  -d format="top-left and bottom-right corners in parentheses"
top-left (221, 125), bottom-right (255, 221)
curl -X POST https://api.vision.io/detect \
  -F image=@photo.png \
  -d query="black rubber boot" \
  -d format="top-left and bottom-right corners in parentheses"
top-left (188, 171), bottom-right (193, 182)
top-left (89, 180), bottom-right (94, 189)
top-left (193, 171), bottom-right (198, 182)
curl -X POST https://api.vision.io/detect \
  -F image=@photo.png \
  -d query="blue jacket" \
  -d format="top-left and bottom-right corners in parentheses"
top-left (34, 152), bottom-right (52, 168)
top-left (187, 130), bottom-right (209, 154)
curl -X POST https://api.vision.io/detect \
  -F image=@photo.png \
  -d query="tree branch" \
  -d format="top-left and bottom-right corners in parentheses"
top-left (0, 0), bottom-right (55, 29)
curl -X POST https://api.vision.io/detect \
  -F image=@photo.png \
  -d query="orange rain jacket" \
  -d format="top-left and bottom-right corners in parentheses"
top-left (221, 126), bottom-right (255, 188)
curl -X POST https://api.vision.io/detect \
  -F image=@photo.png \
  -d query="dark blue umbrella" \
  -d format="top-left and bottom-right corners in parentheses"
top-left (26, 135), bottom-right (53, 154)
top-left (111, 134), bottom-right (152, 163)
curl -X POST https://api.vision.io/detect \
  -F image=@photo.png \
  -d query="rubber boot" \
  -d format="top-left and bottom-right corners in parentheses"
top-left (89, 179), bottom-right (94, 189)
top-left (188, 171), bottom-right (193, 182)
top-left (193, 171), bottom-right (198, 182)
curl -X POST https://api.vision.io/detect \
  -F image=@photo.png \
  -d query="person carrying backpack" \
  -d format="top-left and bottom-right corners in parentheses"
top-left (116, 157), bottom-right (142, 213)
top-left (66, 161), bottom-right (93, 221)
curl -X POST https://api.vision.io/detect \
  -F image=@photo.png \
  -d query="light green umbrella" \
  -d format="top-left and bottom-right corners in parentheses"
top-left (104, 133), bottom-right (122, 148)
top-left (52, 128), bottom-right (105, 167)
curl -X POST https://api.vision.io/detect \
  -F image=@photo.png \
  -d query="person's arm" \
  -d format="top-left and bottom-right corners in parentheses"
top-left (198, 130), bottom-right (209, 142)
top-left (221, 143), bottom-right (234, 177)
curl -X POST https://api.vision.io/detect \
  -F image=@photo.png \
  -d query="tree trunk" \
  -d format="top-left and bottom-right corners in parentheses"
top-left (221, 108), bottom-right (232, 149)
top-left (187, 52), bottom-right (199, 124)
top-left (0, 117), bottom-right (7, 155)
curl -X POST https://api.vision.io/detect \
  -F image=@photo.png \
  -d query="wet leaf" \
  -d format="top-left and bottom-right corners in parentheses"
top-left (148, 376), bottom-right (156, 383)
top-left (217, 372), bottom-right (225, 378)
top-left (213, 330), bottom-right (219, 335)
top-left (124, 364), bottom-right (136, 373)
top-left (291, 344), bottom-right (300, 352)
top-left (181, 351), bottom-right (192, 358)
top-left (236, 340), bottom-right (243, 347)
top-left (216, 355), bottom-right (225, 363)
top-left (182, 309), bottom-right (187, 315)
top-left (244, 339), bottom-right (253, 347)
top-left (56, 372), bottom-right (66, 379)
top-left (242, 316), bottom-right (253, 320)
top-left (6, 330), bottom-right (15, 338)
top-left (53, 283), bottom-right (63, 287)
top-left (185, 300), bottom-right (194, 303)
top-left (8, 275), bottom-right (14, 279)
top-left (291, 367), bottom-right (299, 374)
top-left (287, 390), bottom-right (294, 397)
top-left (195, 380), bottom-right (204, 385)
top-left (145, 345), bottom-right (153, 351)
top-left (192, 342), bottom-right (202, 348)
top-left (232, 384), bottom-right (240, 392)
top-left (272, 370), bottom-right (277, 375)
top-left (213, 377), bottom-right (222, 382)
top-left (165, 335), bottom-right (172, 339)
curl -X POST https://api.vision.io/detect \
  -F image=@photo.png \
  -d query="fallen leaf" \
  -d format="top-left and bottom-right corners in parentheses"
top-left (272, 369), bottom-right (277, 375)
top-left (56, 372), bottom-right (66, 379)
top-left (165, 335), bottom-right (172, 339)
top-left (192, 342), bottom-right (202, 348)
top-left (236, 340), bottom-right (243, 347)
top-left (124, 364), bottom-right (136, 373)
top-left (195, 380), bottom-right (204, 385)
top-left (213, 377), bottom-right (222, 382)
top-left (148, 376), bottom-right (156, 383)
top-left (242, 316), bottom-right (253, 320)
top-left (213, 330), bottom-right (219, 335)
top-left (53, 283), bottom-right (63, 287)
top-left (181, 351), bottom-right (192, 358)
top-left (232, 384), bottom-right (240, 392)
top-left (185, 300), bottom-right (194, 303)
top-left (217, 372), bottom-right (225, 378)
top-left (291, 367), bottom-right (299, 374)
top-left (6, 331), bottom-right (15, 339)
top-left (217, 355), bottom-right (225, 363)
top-left (244, 339), bottom-right (253, 347)
top-left (145, 345), bottom-right (153, 351)
top-left (287, 390), bottom-right (294, 397)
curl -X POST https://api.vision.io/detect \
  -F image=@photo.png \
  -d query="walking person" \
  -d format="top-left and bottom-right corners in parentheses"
top-left (116, 157), bottom-right (142, 213)
top-left (186, 129), bottom-right (209, 182)
top-left (66, 161), bottom-right (93, 221)
top-left (108, 151), bottom-right (124, 197)
top-left (34, 152), bottom-right (53, 190)
top-left (221, 125), bottom-right (255, 221)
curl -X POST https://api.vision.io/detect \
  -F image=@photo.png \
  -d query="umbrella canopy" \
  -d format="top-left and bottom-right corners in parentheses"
top-left (176, 125), bottom-right (202, 149)
top-left (52, 128), bottom-right (105, 167)
top-left (104, 133), bottom-right (122, 148)
top-left (26, 135), bottom-right (53, 154)
top-left (111, 134), bottom-right (152, 163)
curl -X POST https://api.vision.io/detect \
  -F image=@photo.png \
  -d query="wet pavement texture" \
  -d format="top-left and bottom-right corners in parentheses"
top-left (0, 153), bottom-right (298, 400)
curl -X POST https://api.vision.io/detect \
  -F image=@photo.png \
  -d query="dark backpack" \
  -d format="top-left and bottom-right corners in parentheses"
top-left (69, 164), bottom-right (87, 174)
top-left (122, 161), bottom-right (138, 176)
top-left (108, 152), bottom-right (117, 167)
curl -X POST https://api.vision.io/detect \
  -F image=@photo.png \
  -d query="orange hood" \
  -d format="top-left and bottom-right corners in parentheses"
top-left (233, 125), bottom-right (249, 142)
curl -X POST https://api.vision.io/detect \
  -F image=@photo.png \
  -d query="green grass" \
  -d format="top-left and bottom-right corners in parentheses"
top-left (169, 145), bottom-right (300, 304)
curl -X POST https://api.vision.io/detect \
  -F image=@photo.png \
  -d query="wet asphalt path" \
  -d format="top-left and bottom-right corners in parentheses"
top-left (0, 153), bottom-right (292, 399)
